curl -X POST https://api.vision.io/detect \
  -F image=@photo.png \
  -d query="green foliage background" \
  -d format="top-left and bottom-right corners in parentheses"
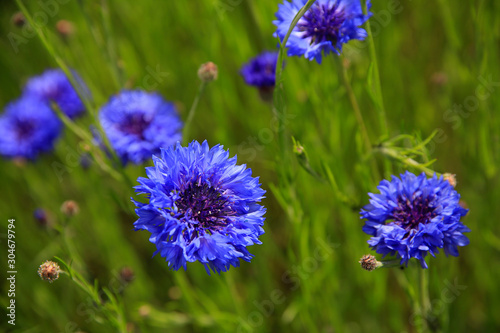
top-left (1, 0), bottom-right (499, 332)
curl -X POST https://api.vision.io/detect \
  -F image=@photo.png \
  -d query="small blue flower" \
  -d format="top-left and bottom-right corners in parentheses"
top-left (274, 0), bottom-right (372, 63)
top-left (99, 90), bottom-right (182, 165)
top-left (361, 172), bottom-right (470, 268)
top-left (240, 51), bottom-right (279, 88)
top-left (24, 68), bottom-right (89, 119)
top-left (133, 140), bottom-right (266, 274)
top-left (0, 97), bottom-right (62, 160)
top-left (34, 208), bottom-right (49, 226)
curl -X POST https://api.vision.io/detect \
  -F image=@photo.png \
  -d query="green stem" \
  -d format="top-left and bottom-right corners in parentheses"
top-left (183, 81), bottom-right (208, 145)
top-left (364, 1), bottom-right (392, 178)
top-left (100, 0), bottom-right (124, 88)
top-left (436, 0), bottom-right (461, 50)
top-left (173, 271), bottom-right (204, 316)
top-left (365, 1), bottom-right (388, 139)
top-left (224, 273), bottom-right (245, 318)
top-left (339, 58), bottom-right (380, 182)
top-left (16, 0), bottom-right (95, 115)
top-left (54, 257), bottom-right (128, 333)
top-left (394, 269), bottom-right (423, 332)
top-left (377, 146), bottom-right (438, 177)
top-left (340, 59), bottom-right (372, 156)
top-left (419, 269), bottom-right (431, 332)
top-left (50, 103), bottom-right (124, 182)
top-left (16, 0), bottom-right (131, 186)
top-left (274, 0), bottom-right (317, 167)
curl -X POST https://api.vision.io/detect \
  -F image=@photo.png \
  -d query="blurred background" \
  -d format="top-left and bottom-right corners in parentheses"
top-left (1, 0), bottom-right (499, 332)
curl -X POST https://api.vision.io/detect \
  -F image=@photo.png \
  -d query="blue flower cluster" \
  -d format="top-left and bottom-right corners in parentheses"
top-left (361, 172), bottom-right (470, 268)
top-left (99, 90), bottom-right (183, 165)
top-left (0, 97), bottom-right (62, 160)
top-left (240, 51), bottom-right (279, 88)
top-left (274, 0), bottom-right (372, 63)
top-left (4, 0), bottom-right (472, 278)
top-left (0, 68), bottom-right (89, 160)
top-left (133, 140), bottom-right (266, 274)
top-left (24, 69), bottom-right (89, 119)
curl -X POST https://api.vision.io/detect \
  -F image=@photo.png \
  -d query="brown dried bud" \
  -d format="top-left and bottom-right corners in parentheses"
top-left (168, 286), bottom-right (182, 300)
top-left (138, 305), bottom-right (151, 318)
top-left (12, 12), bottom-right (26, 27)
top-left (61, 200), bottom-right (80, 217)
top-left (359, 255), bottom-right (382, 271)
top-left (443, 173), bottom-right (457, 187)
top-left (38, 260), bottom-right (61, 283)
top-left (198, 62), bottom-right (218, 82)
top-left (56, 20), bottom-right (75, 39)
top-left (119, 266), bottom-right (135, 284)
top-left (430, 72), bottom-right (448, 86)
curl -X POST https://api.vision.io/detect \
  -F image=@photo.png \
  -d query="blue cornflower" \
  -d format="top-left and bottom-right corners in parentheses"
top-left (24, 68), bottom-right (89, 119)
top-left (240, 51), bottom-right (279, 88)
top-left (99, 90), bottom-right (182, 165)
top-left (0, 97), bottom-right (62, 160)
top-left (361, 172), bottom-right (470, 268)
top-left (274, 0), bottom-right (372, 63)
top-left (34, 208), bottom-right (49, 226)
top-left (133, 140), bottom-right (266, 274)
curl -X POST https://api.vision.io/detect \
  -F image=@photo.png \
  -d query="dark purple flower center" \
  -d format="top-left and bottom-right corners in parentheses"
top-left (391, 195), bottom-right (437, 231)
top-left (120, 113), bottom-right (151, 139)
top-left (46, 87), bottom-right (62, 101)
top-left (297, 3), bottom-right (345, 45)
top-left (175, 182), bottom-right (235, 232)
top-left (15, 120), bottom-right (35, 140)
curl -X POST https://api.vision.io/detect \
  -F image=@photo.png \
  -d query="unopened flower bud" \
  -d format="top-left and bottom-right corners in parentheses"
top-left (12, 12), bottom-right (26, 27)
top-left (198, 62), bottom-right (218, 82)
top-left (56, 20), bottom-right (75, 40)
top-left (138, 305), bottom-right (151, 318)
top-left (443, 173), bottom-right (457, 187)
top-left (80, 153), bottom-right (92, 170)
top-left (293, 142), bottom-right (305, 155)
top-left (119, 266), bottom-right (135, 284)
top-left (38, 260), bottom-right (61, 283)
top-left (168, 286), bottom-right (182, 300)
top-left (359, 255), bottom-right (382, 271)
top-left (293, 138), bottom-right (307, 164)
top-left (61, 200), bottom-right (80, 217)
top-left (431, 72), bottom-right (448, 86)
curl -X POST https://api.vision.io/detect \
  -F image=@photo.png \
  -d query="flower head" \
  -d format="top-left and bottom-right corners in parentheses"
top-left (361, 172), bottom-right (470, 268)
top-left (0, 97), bottom-right (62, 160)
top-left (61, 200), bottom-right (80, 217)
top-left (99, 90), bottom-right (182, 165)
top-left (198, 62), bottom-right (218, 82)
top-left (24, 68), bottom-right (89, 119)
top-left (12, 12), bottom-right (26, 27)
top-left (34, 208), bottom-right (49, 227)
top-left (133, 140), bottom-right (266, 274)
top-left (240, 51), bottom-right (279, 88)
top-left (274, 0), bottom-right (372, 63)
top-left (359, 254), bottom-right (382, 271)
top-left (38, 260), bottom-right (61, 283)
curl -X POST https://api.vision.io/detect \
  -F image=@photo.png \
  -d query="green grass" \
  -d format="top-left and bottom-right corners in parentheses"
top-left (1, 0), bottom-right (500, 332)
